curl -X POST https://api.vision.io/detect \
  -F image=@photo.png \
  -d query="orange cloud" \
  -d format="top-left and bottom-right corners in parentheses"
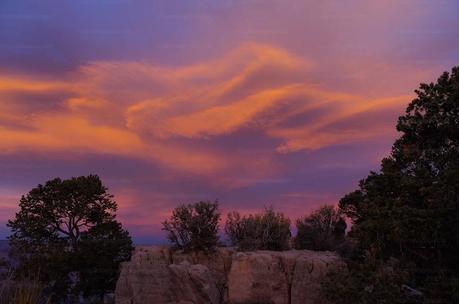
top-left (0, 43), bottom-right (412, 186)
top-left (271, 95), bottom-right (411, 153)
top-left (0, 76), bottom-right (70, 93)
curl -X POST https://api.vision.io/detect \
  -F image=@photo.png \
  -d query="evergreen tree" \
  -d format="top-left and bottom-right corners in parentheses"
top-left (339, 67), bottom-right (459, 301)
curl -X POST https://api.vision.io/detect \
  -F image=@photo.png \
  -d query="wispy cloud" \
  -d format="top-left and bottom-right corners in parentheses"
top-left (0, 43), bottom-right (410, 182)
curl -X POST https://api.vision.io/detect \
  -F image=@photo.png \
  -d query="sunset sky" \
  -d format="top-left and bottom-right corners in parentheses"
top-left (1, 0), bottom-right (458, 243)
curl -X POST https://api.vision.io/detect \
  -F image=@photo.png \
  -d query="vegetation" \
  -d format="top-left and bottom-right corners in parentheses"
top-left (225, 207), bottom-right (291, 251)
top-left (75, 220), bottom-right (133, 298)
top-left (321, 259), bottom-right (415, 304)
top-left (0, 275), bottom-right (48, 304)
top-left (294, 205), bottom-right (346, 251)
top-left (7, 175), bottom-right (133, 301)
top-left (162, 200), bottom-right (220, 252)
top-left (322, 67), bottom-right (459, 303)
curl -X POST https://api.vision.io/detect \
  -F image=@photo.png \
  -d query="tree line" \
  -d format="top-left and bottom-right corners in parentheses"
top-left (162, 201), bottom-right (347, 252)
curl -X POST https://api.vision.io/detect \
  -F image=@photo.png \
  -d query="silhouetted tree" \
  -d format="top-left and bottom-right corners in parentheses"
top-left (7, 175), bottom-right (133, 300)
top-left (225, 207), bottom-right (291, 251)
top-left (162, 200), bottom-right (220, 252)
top-left (75, 220), bottom-right (133, 298)
top-left (336, 67), bottom-right (459, 302)
top-left (295, 205), bottom-right (346, 251)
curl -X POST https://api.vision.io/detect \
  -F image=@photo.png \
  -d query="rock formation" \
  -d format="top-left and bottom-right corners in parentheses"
top-left (115, 246), bottom-right (342, 304)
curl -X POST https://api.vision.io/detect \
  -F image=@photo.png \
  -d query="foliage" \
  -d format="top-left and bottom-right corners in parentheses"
top-left (225, 212), bottom-right (260, 251)
top-left (294, 205), bottom-right (346, 251)
top-left (0, 275), bottom-right (49, 304)
top-left (162, 200), bottom-right (220, 252)
top-left (225, 207), bottom-right (291, 251)
top-left (75, 220), bottom-right (133, 298)
top-left (7, 175), bottom-right (132, 300)
top-left (320, 259), bottom-right (417, 304)
top-left (337, 67), bottom-right (459, 302)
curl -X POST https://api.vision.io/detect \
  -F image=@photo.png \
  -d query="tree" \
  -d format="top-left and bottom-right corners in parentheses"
top-left (225, 212), bottom-right (261, 251)
top-left (7, 175), bottom-right (133, 300)
top-left (76, 220), bottom-right (133, 298)
top-left (338, 67), bottom-right (459, 302)
top-left (225, 207), bottom-right (291, 251)
top-left (294, 205), bottom-right (346, 251)
top-left (162, 200), bottom-right (220, 252)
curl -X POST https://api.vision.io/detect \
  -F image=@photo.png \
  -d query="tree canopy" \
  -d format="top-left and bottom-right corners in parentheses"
top-left (162, 200), bottom-right (220, 252)
top-left (9, 175), bottom-right (117, 250)
top-left (225, 207), bottom-right (291, 251)
top-left (7, 174), bottom-right (133, 300)
top-left (338, 67), bottom-right (459, 302)
top-left (294, 205), bottom-right (346, 251)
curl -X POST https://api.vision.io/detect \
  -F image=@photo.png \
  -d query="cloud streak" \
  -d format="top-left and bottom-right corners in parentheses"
top-left (0, 43), bottom-right (413, 193)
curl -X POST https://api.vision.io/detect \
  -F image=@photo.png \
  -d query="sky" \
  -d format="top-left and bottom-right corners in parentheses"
top-left (0, 0), bottom-right (458, 243)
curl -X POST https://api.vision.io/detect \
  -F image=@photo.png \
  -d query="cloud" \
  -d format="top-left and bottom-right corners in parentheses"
top-left (0, 43), bottom-right (411, 186)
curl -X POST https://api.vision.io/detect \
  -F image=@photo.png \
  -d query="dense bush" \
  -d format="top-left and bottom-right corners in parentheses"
top-left (294, 205), bottom-right (346, 251)
top-left (162, 200), bottom-right (220, 252)
top-left (225, 207), bottom-right (291, 251)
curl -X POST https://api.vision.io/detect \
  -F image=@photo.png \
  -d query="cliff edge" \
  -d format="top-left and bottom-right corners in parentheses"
top-left (115, 246), bottom-right (342, 304)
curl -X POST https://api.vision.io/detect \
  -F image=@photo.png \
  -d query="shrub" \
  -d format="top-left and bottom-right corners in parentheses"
top-left (294, 205), bottom-right (346, 251)
top-left (0, 275), bottom-right (49, 304)
top-left (162, 200), bottom-right (220, 252)
top-left (225, 207), bottom-right (291, 251)
top-left (225, 212), bottom-right (261, 251)
top-left (320, 259), bottom-right (417, 304)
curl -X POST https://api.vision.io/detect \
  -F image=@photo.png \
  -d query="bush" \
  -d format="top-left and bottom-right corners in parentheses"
top-left (225, 207), bottom-right (291, 251)
top-left (162, 200), bottom-right (220, 252)
top-left (294, 205), bottom-right (346, 251)
top-left (320, 259), bottom-right (418, 304)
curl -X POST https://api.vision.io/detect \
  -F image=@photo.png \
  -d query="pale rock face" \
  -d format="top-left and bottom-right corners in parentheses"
top-left (228, 251), bottom-right (289, 304)
top-left (290, 251), bottom-right (343, 304)
top-left (172, 248), bottom-right (236, 303)
top-left (115, 246), bottom-right (342, 304)
top-left (115, 246), bottom-right (176, 304)
top-left (115, 246), bottom-right (235, 304)
top-left (169, 261), bottom-right (221, 304)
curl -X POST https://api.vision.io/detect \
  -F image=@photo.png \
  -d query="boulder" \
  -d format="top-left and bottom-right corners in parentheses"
top-left (290, 251), bottom-right (343, 304)
top-left (169, 261), bottom-right (220, 304)
top-left (115, 246), bottom-right (176, 304)
top-left (227, 250), bottom-right (342, 304)
top-left (228, 251), bottom-right (289, 304)
top-left (115, 246), bottom-right (342, 304)
top-left (172, 248), bottom-right (236, 302)
top-left (115, 246), bottom-right (234, 304)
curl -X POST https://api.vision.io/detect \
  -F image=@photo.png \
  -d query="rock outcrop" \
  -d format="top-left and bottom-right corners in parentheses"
top-left (115, 246), bottom-right (342, 304)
